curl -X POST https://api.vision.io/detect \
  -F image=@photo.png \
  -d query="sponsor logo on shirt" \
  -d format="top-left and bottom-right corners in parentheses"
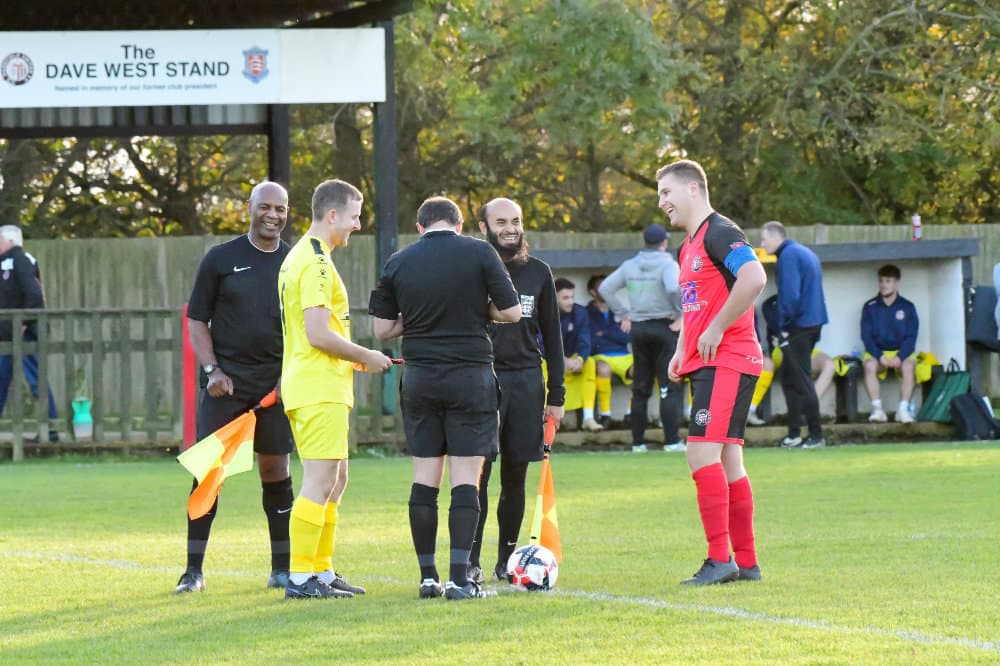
top-left (681, 281), bottom-right (705, 313)
top-left (520, 294), bottom-right (535, 317)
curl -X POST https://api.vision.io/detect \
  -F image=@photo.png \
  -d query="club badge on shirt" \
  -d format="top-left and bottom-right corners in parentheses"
top-left (520, 294), bottom-right (535, 317)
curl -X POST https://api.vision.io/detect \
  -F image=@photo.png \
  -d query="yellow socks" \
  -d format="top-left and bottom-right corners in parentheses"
top-left (596, 376), bottom-right (612, 415)
top-left (314, 501), bottom-right (339, 575)
top-left (289, 496), bottom-right (325, 577)
top-left (751, 369), bottom-right (774, 408)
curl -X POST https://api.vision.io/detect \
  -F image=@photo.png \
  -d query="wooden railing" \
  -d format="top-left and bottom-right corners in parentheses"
top-left (0, 307), bottom-right (405, 462)
top-left (0, 308), bottom-right (184, 461)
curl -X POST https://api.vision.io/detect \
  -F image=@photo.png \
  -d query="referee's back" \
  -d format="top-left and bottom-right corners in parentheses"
top-left (369, 229), bottom-right (519, 367)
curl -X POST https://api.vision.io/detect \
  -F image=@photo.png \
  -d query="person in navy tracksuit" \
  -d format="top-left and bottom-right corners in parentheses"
top-left (861, 264), bottom-right (919, 423)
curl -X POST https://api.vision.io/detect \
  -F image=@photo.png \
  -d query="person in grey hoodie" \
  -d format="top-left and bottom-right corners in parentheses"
top-left (599, 223), bottom-right (685, 452)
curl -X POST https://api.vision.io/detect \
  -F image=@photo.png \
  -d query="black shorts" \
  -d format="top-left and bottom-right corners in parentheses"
top-left (687, 366), bottom-right (758, 445)
top-left (401, 364), bottom-right (499, 458)
top-left (496, 366), bottom-right (546, 463)
top-left (195, 390), bottom-right (295, 455)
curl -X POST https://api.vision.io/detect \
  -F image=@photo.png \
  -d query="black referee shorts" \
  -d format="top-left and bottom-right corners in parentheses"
top-left (401, 364), bottom-right (500, 458)
top-left (195, 390), bottom-right (295, 455)
top-left (496, 366), bottom-right (546, 463)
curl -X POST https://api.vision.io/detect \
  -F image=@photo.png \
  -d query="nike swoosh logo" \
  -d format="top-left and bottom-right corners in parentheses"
top-left (233, 266), bottom-right (251, 272)
top-left (277, 507), bottom-right (292, 514)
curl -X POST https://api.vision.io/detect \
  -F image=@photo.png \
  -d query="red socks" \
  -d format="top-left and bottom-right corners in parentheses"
top-left (692, 463), bottom-right (730, 563)
top-left (728, 476), bottom-right (757, 569)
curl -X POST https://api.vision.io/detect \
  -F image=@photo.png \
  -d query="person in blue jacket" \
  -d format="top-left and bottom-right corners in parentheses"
top-left (861, 264), bottom-right (919, 423)
top-left (555, 278), bottom-right (600, 431)
top-left (761, 221), bottom-right (829, 448)
top-left (586, 274), bottom-right (633, 429)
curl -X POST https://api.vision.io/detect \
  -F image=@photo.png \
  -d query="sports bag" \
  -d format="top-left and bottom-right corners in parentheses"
top-left (916, 359), bottom-right (970, 423)
top-left (950, 393), bottom-right (1000, 440)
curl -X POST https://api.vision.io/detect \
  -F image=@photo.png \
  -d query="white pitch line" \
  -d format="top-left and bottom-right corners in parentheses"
top-left (5, 550), bottom-right (998, 654)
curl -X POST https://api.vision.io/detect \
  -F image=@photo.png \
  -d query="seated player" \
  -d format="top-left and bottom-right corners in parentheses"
top-left (747, 294), bottom-right (835, 426)
top-left (861, 264), bottom-right (919, 423)
top-left (555, 278), bottom-right (600, 431)
top-left (585, 274), bottom-right (633, 428)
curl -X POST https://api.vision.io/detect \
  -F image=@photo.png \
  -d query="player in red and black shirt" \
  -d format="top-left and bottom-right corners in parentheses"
top-left (659, 159), bottom-right (767, 586)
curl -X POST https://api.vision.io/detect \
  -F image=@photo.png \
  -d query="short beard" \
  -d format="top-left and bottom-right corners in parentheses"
top-left (486, 227), bottom-right (529, 263)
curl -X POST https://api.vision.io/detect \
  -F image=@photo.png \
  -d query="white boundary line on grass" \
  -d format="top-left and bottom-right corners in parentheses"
top-left (7, 550), bottom-right (998, 654)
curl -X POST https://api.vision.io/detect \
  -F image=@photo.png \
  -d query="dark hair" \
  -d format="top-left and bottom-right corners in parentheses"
top-left (655, 159), bottom-right (708, 195)
top-left (312, 179), bottom-right (362, 221)
top-left (587, 274), bottom-right (607, 292)
top-left (878, 264), bottom-right (901, 279)
top-left (417, 196), bottom-right (463, 228)
top-left (554, 277), bottom-right (575, 292)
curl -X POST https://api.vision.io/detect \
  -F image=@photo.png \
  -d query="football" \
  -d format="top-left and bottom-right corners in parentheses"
top-left (506, 544), bottom-right (559, 591)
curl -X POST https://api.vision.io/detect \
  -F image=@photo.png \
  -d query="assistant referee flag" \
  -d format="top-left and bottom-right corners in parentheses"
top-left (177, 390), bottom-right (276, 519)
top-left (529, 415), bottom-right (563, 562)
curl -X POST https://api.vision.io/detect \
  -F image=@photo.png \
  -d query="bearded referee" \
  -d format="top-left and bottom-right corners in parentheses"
top-left (468, 197), bottom-right (565, 584)
top-left (176, 181), bottom-right (295, 593)
top-left (279, 179), bottom-right (392, 599)
top-left (370, 196), bottom-right (521, 600)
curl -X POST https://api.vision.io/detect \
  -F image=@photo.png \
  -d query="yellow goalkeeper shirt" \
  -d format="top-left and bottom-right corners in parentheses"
top-left (279, 234), bottom-right (354, 411)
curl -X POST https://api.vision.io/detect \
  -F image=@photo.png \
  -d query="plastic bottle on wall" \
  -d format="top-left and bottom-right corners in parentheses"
top-left (911, 213), bottom-right (922, 240)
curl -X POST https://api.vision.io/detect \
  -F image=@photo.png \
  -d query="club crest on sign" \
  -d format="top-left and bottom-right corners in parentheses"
top-left (242, 47), bottom-right (269, 83)
top-left (2, 52), bottom-right (34, 86)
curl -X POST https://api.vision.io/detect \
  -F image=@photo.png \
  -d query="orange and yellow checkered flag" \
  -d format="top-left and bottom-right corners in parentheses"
top-left (529, 416), bottom-right (562, 563)
top-left (177, 390), bottom-right (276, 519)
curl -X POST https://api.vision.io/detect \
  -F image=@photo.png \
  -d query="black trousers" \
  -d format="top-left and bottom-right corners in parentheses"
top-left (630, 318), bottom-right (684, 445)
top-left (781, 325), bottom-right (822, 439)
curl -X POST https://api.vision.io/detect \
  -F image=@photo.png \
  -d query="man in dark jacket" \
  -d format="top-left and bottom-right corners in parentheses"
top-left (760, 221), bottom-right (829, 448)
top-left (586, 274), bottom-right (633, 428)
top-left (0, 225), bottom-right (58, 440)
top-left (861, 264), bottom-right (919, 423)
top-left (555, 277), bottom-right (601, 431)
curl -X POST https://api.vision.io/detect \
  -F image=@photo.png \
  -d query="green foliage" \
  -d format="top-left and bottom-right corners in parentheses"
top-left (0, 1), bottom-right (996, 236)
top-left (1, 444), bottom-right (998, 662)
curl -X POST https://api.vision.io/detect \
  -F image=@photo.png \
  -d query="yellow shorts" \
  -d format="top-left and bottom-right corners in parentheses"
top-left (592, 353), bottom-right (634, 385)
top-left (863, 349), bottom-right (916, 381)
top-left (287, 402), bottom-right (350, 460)
top-left (770, 346), bottom-right (821, 369)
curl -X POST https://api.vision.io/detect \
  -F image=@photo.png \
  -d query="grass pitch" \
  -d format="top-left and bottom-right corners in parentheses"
top-left (1, 442), bottom-right (998, 664)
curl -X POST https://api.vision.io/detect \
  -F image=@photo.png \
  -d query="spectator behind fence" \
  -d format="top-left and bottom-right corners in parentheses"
top-left (746, 294), bottom-right (835, 427)
top-left (555, 277), bottom-right (601, 432)
top-left (599, 223), bottom-right (685, 453)
top-left (861, 264), bottom-right (918, 423)
top-left (760, 221), bottom-right (829, 449)
top-left (585, 274), bottom-right (633, 429)
top-left (0, 224), bottom-right (58, 442)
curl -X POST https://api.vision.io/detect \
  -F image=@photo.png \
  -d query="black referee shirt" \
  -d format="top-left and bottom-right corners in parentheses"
top-left (368, 229), bottom-right (519, 366)
top-left (490, 256), bottom-right (566, 407)
top-left (187, 235), bottom-right (290, 391)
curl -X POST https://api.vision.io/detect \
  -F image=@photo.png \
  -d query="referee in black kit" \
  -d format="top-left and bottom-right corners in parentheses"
top-left (176, 181), bottom-right (295, 594)
top-left (369, 196), bottom-right (521, 600)
top-left (468, 197), bottom-right (565, 585)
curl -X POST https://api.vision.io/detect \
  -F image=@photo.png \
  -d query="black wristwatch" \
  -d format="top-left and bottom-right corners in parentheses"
top-left (202, 364), bottom-right (219, 375)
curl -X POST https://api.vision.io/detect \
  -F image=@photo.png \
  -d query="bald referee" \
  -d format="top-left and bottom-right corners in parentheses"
top-left (370, 196), bottom-right (521, 600)
top-left (279, 179), bottom-right (392, 599)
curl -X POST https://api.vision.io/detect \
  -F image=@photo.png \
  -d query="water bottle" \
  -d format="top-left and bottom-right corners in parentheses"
top-left (911, 213), bottom-right (922, 240)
